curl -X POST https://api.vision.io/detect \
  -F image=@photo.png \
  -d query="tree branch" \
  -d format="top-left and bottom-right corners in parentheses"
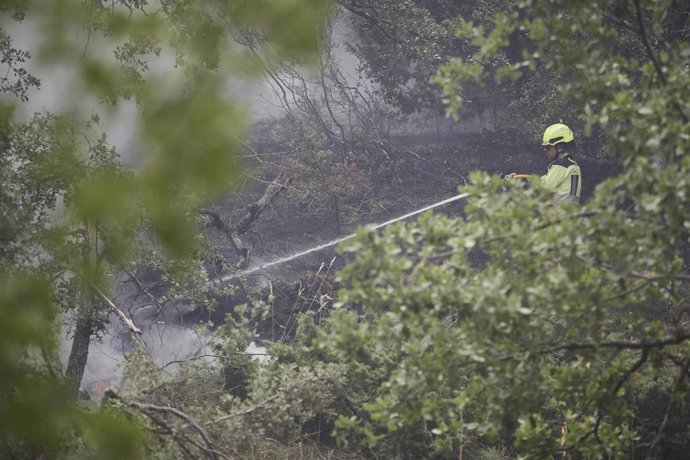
top-left (633, 0), bottom-right (689, 123)
top-left (92, 284), bottom-right (148, 353)
top-left (200, 172), bottom-right (292, 270)
top-left (632, 0), bottom-right (667, 87)
top-left (234, 172), bottom-right (293, 235)
top-left (104, 390), bottom-right (228, 460)
top-left (335, 1), bottom-right (402, 44)
top-left (123, 269), bottom-right (168, 322)
top-left (537, 331), bottom-right (690, 355)
top-left (646, 357), bottom-right (690, 451)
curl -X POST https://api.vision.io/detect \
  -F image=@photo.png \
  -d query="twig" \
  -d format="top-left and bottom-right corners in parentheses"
top-left (159, 351), bottom-right (269, 370)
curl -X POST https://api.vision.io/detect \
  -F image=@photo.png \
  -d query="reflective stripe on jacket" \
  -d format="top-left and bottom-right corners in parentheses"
top-left (541, 155), bottom-right (581, 203)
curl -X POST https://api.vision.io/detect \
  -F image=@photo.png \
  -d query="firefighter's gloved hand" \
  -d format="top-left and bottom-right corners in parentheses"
top-left (504, 173), bottom-right (516, 180)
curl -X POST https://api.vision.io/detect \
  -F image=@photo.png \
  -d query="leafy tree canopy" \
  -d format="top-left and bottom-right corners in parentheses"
top-left (0, 0), bottom-right (330, 457)
top-left (300, 0), bottom-right (690, 457)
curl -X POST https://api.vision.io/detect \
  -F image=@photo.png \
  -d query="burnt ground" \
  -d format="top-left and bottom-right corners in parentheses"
top-left (195, 130), bottom-right (621, 340)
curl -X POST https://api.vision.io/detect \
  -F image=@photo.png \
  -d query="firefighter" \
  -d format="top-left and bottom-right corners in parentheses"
top-left (505, 123), bottom-right (582, 203)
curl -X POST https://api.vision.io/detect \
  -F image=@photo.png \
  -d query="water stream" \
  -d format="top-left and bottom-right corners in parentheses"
top-left (222, 192), bottom-right (471, 281)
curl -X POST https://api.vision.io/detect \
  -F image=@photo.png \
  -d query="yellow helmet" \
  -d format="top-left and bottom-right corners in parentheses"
top-left (541, 123), bottom-right (574, 146)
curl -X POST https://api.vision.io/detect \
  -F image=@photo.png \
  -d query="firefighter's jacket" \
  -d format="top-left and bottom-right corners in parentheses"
top-left (541, 154), bottom-right (581, 203)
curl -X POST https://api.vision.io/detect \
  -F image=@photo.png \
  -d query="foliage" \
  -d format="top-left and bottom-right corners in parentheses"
top-left (1, 0), bottom-right (330, 457)
top-left (300, 0), bottom-right (690, 457)
top-left (3, 0), bottom-right (690, 458)
top-left (337, 0), bottom-right (474, 115)
top-left (0, 272), bottom-right (150, 459)
top-left (237, 8), bottom-right (394, 237)
top-left (337, 0), bottom-right (659, 152)
top-left (282, 130), bottom-right (373, 236)
top-left (337, 0), bottom-right (562, 146)
top-left (0, 2), bottom-right (40, 102)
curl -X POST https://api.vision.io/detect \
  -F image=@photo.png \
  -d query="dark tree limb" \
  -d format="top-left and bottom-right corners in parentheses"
top-left (200, 172), bottom-right (292, 269)
top-left (632, 0), bottom-right (689, 123)
top-left (632, 0), bottom-right (667, 87)
top-left (234, 172), bottom-right (293, 234)
top-left (537, 331), bottom-right (690, 355)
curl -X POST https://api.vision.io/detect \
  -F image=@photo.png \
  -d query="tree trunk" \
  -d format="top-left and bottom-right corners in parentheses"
top-left (65, 218), bottom-right (98, 396)
top-left (65, 313), bottom-right (93, 395)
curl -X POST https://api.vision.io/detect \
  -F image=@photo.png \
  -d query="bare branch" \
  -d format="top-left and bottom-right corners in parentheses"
top-left (104, 390), bottom-right (229, 460)
top-left (233, 172), bottom-right (293, 235)
top-left (92, 284), bottom-right (148, 353)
